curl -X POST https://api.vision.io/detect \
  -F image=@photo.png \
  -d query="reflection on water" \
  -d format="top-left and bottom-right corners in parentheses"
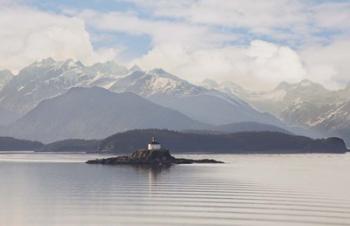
top-left (0, 153), bottom-right (350, 226)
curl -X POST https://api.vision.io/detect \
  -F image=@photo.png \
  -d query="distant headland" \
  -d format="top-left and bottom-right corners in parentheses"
top-left (0, 129), bottom-right (348, 154)
top-left (86, 137), bottom-right (223, 166)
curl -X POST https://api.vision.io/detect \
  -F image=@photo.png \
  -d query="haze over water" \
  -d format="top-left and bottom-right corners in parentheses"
top-left (1, 153), bottom-right (350, 226)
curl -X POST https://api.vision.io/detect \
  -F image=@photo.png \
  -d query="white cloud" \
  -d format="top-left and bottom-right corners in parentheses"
top-left (313, 2), bottom-right (350, 31)
top-left (247, 40), bottom-right (306, 84)
top-left (79, 10), bottom-right (236, 49)
top-left (123, 0), bottom-right (350, 44)
top-left (79, 1), bottom-right (349, 91)
top-left (134, 40), bottom-right (307, 91)
top-left (123, 0), bottom-right (310, 39)
top-left (300, 39), bottom-right (350, 89)
top-left (0, 5), bottom-right (119, 72)
top-left (0, 1), bottom-right (349, 92)
top-left (134, 37), bottom-right (350, 91)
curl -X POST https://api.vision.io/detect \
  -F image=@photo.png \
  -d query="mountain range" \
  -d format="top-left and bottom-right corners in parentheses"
top-left (0, 58), bottom-right (280, 126)
top-left (109, 68), bottom-right (280, 125)
top-left (0, 58), bottom-right (349, 144)
top-left (203, 79), bottom-right (350, 145)
top-left (0, 58), bottom-right (128, 118)
top-left (0, 58), bottom-right (288, 142)
top-left (1, 87), bottom-right (207, 142)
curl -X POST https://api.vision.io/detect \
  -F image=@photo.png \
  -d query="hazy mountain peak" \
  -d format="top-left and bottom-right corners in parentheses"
top-left (0, 69), bottom-right (13, 77)
top-left (275, 79), bottom-right (327, 91)
top-left (35, 57), bottom-right (56, 66)
top-left (4, 86), bottom-right (205, 142)
top-left (299, 79), bottom-right (314, 86)
top-left (220, 81), bottom-right (246, 92)
top-left (28, 58), bottom-right (86, 72)
top-left (129, 64), bottom-right (142, 72)
top-left (148, 68), bottom-right (175, 78)
top-left (89, 61), bottom-right (128, 75)
top-left (297, 80), bottom-right (329, 91)
top-left (110, 66), bottom-right (210, 99)
top-left (146, 68), bottom-right (196, 88)
top-left (0, 58), bottom-right (132, 117)
top-left (0, 70), bottom-right (13, 90)
top-left (61, 59), bottom-right (84, 70)
top-left (201, 79), bottom-right (219, 89)
top-left (0, 59), bottom-right (282, 129)
top-left (201, 79), bottom-right (249, 102)
top-left (26, 58), bottom-right (55, 71)
top-left (149, 68), bottom-right (166, 74)
top-left (144, 69), bottom-right (198, 95)
top-left (274, 81), bottom-right (290, 90)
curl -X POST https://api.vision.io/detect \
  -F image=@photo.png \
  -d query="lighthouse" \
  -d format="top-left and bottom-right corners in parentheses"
top-left (148, 137), bottom-right (161, 150)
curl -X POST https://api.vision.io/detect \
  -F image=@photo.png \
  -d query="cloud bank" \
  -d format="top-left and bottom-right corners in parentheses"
top-left (0, 5), bottom-right (119, 72)
top-left (0, 0), bottom-right (349, 90)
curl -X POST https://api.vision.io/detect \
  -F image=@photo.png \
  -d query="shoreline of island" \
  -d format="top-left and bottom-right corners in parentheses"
top-left (0, 129), bottom-right (348, 154)
top-left (86, 149), bottom-right (224, 166)
top-left (86, 137), bottom-right (224, 166)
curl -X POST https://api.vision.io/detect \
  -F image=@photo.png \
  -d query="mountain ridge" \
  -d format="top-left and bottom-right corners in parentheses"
top-left (1, 87), bottom-right (207, 142)
top-left (1, 58), bottom-right (349, 144)
top-left (97, 129), bottom-right (349, 154)
top-left (208, 79), bottom-right (350, 145)
top-left (0, 58), bottom-right (283, 128)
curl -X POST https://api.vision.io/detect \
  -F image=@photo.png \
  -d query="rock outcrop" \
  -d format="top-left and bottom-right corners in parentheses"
top-left (86, 149), bottom-right (223, 166)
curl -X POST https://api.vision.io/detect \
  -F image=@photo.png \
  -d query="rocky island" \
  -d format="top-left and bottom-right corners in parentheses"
top-left (86, 137), bottom-right (223, 166)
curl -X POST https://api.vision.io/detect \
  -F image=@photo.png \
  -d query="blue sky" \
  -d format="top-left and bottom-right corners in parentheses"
top-left (0, 0), bottom-right (349, 90)
top-left (24, 0), bottom-right (153, 59)
top-left (23, 0), bottom-right (348, 55)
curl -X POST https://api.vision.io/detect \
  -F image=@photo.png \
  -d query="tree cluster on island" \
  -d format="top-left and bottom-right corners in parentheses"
top-left (1, 129), bottom-right (347, 154)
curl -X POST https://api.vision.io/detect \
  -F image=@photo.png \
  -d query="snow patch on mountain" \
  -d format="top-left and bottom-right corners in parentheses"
top-left (0, 58), bottom-right (129, 117)
top-left (0, 58), bottom-right (283, 128)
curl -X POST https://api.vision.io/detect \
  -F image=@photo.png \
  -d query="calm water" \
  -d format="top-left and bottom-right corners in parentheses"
top-left (0, 152), bottom-right (350, 226)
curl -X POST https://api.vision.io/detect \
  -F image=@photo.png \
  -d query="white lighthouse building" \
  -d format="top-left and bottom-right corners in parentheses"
top-left (148, 137), bottom-right (161, 150)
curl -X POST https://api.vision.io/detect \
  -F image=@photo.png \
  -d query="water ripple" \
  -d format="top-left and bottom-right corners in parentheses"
top-left (1, 153), bottom-right (350, 226)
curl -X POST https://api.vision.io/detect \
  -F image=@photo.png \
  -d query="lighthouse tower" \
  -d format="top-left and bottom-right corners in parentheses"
top-left (148, 137), bottom-right (161, 150)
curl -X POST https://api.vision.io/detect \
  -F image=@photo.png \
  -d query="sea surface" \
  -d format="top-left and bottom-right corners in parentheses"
top-left (0, 152), bottom-right (350, 226)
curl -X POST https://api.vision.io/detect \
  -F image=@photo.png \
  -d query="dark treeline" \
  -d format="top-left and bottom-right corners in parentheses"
top-left (0, 137), bottom-right (43, 151)
top-left (41, 139), bottom-right (100, 152)
top-left (1, 129), bottom-right (347, 153)
top-left (98, 129), bottom-right (347, 154)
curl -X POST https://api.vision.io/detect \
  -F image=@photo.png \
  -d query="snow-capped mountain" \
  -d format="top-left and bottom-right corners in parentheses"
top-left (201, 79), bottom-right (290, 115)
top-left (202, 79), bottom-right (249, 100)
top-left (110, 68), bottom-right (205, 96)
top-left (109, 68), bottom-right (281, 126)
top-left (210, 79), bottom-right (336, 117)
top-left (0, 58), bottom-right (129, 120)
top-left (305, 100), bottom-right (350, 145)
top-left (0, 58), bottom-right (282, 128)
top-left (2, 57), bottom-right (350, 143)
top-left (209, 79), bottom-right (350, 144)
top-left (3, 57), bottom-right (350, 143)
top-left (252, 80), bottom-right (343, 128)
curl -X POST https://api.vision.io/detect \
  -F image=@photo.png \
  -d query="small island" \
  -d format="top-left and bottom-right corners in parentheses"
top-left (86, 137), bottom-right (223, 166)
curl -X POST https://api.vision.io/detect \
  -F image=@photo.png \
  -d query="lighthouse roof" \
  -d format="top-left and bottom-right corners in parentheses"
top-left (150, 137), bottom-right (160, 145)
top-left (150, 141), bottom-right (160, 144)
